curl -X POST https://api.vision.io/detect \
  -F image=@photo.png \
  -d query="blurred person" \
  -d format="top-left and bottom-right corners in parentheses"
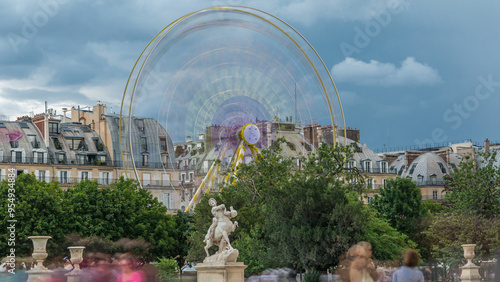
top-left (392, 249), bottom-right (424, 282)
top-left (358, 241), bottom-right (379, 281)
top-left (116, 253), bottom-right (145, 282)
top-left (350, 244), bottom-right (374, 282)
top-left (423, 267), bottom-right (431, 282)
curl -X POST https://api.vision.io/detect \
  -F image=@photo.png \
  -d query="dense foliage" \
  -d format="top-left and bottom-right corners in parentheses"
top-left (425, 151), bottom-right (500, 271)
top-left (371, 177), bottom-right (424, 240)
top-left (0, 174), bottom-right (184, 262)
top-left (187, 140), bottom-right (414, 275)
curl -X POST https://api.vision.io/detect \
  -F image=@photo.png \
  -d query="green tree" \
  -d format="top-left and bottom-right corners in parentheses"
top-left (371, 177), bottom-right (424, 239)
top-left (425, 151), bottom-right (500, 275)
top-left (172, 211), bottom-right (194, 269)
top-left (65, 177), bottom-right (176, 261)
top-left (0, 173), bottom-right (67, 259)
top-left (444, 151), bottom-right (500, 218)
top-left (187, 140), bottom-right (410, 275)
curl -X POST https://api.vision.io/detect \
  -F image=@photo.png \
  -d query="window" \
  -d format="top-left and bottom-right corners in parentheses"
top-left (66, 138), bottom-right (86, 150)
top-left (142, 154), bottom-right (148, 167)
top-left (99, 155), bottom-right (106, 164)
top-left (53, 138), bottom-right (62, 149)
top-left (433, 190), bottom-right (438, 200)
top-left (19, 123), bottom-right (29, 129)
top-left (101, 172), bottom-right (110, 185)
top-left (160, 137), bottom-right (167, 151)
top-left (136, 119), bottom-right (145, 134)
top-left (430, 175), bottom-right (437, 185)
top-left (380, 161), bottom-right (388, 173)
top-left (60, 171), bottom-right (68, 184)
top-left (363, 160), bottom-right (372, 173)
top-left (140, 137), bottom-right (147, 151)
top-left (29, 135), bottom-right (40, 148)
top-left (160, 193), bottom-right (174, 209)
top-left (347, 160), bottom-right (356, 169)
top-left (189, 172), bottom-right (194, 182)
top-left (382, 179), bottom-right (387, 187)
top-left (398, 165), bottom-right (405, 176)
top-left (143, 173), bottom-right (151, 186)
top-left (367, 196), bottom-right (373, 204)
top-left (437, 162), bottom-right (446, 174)
top-left (49, 123), bottom-right (59, 134)
top-left (81, 171), bottom-right (89, 181)
top-left (0, 123), bottom-right (5, 128)
top-left (77, 154), bottom-right (85, 165)
top-left (58, 153), bottom-right (65, 164)
top-left (10, 140), bottom-right (19, 148)
top-left (162, 174), bottom-right (170, 186)
top-left (409, 163), bottom-right (418, 175)
top-left (36, 152), bottom-right (44, 164)
top-left (38, 170), bottom-right (46, 182)
top-left (12, 151), bottom-right (22, 163)
top-left (417, 175), bottom-right (424, 186)
top-left (162, 154), bottom-right (169, 166)
top-left (181, 173), bottom-right (186, 183)
top-left (366, 178), bottom-right (374, 189)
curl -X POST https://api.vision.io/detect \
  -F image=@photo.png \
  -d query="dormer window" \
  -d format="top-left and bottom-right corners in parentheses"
top-left (417, 174), bottom-right (424, 186)
top-left (437, 162), bottom-right (446, 174)
top-left (346, 159), bottom-right (356, 169)
top-left (430, 174), bottom-right (437, 185)
top-left (398, 165), bottom-right (405, 176)
top-left (409, 163), bottom-right (418, 175)
top-left (136, 119), bottom-right (145, 134)
top-left (379, 161), bottom-right (388, 173)
top-left (362, 160), bottom-right (372, 173)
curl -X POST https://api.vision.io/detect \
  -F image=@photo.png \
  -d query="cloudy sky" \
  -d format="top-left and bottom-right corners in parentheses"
top-left (1, 0), bottom-right (499, 150)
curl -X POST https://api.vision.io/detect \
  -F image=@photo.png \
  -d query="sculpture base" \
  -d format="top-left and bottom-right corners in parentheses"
top-left (460, 265), bottom-right (481, 282)
top-left (195, 262), bottom-right (247, 282)
top-left (26, 270), bottom-right (52, 282)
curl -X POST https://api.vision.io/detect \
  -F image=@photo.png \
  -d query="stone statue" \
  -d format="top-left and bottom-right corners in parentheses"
top-left (203, 198), bottom-right (239, 263)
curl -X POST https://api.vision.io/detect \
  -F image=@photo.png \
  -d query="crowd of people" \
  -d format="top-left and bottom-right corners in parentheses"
top-left (0, 253), bottom-right (147, 282)
top-left (338, 242), bottom-right (426, 282)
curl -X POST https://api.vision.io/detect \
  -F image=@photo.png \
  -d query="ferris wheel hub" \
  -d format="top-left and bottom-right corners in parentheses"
top-left (240, 123), bottom-right (260, 146)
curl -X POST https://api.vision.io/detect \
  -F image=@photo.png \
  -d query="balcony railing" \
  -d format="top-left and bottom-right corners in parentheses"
top-left (29, 176), bottom-right (189, 187)
top-left (422, 194), bottom-right (446, 201)
top-left (346, 167), bottom-right (396, 174)
top-left (0, 156), bottom-right (175, 169)
top-left (416, 181), bottom-right (445, 187)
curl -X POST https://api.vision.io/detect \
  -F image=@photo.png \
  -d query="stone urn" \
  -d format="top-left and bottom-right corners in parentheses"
top-left (28, 236), bottom-right (52, 271)
top-left (460, 244), bottom-right (480, 282)
top-left (462, 244), bottom-right (476, 267)
top-left (66, 246), bottom-right (85, 275)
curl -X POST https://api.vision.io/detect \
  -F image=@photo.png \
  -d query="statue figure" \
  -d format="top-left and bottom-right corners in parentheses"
top-left (203, 198), bottom-right (239, 263)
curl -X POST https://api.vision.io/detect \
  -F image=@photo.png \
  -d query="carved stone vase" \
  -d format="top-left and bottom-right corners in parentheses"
top-left (460, 244), bottom-right (480, 282)
top-left (66, 246), bottom-right (85, 275)
top-left (462, 244), bottom-right (476, 267)
top-left (28, 236), bottom-right (52, 271)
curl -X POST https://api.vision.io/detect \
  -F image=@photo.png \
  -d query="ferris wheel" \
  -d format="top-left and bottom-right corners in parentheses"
top-left (120, 6), bottom-right (346, 212)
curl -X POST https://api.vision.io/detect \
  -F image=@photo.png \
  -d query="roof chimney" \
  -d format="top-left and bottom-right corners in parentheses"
top-left (485, 138), bottom-right (490, 153)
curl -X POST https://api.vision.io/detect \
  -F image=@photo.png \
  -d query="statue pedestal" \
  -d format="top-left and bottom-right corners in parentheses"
top-left (460, 265), bottom-right (481, 282)
top-left (26, 270), bottom-right (52, 282)
top-left (195, 262), bottom-right (247, 282)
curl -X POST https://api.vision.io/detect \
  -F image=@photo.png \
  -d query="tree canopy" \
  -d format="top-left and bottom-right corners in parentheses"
top-left (371, 177), bottom-right (424, 239)
top-left (187, 140), bottom-right (414, 275)
top-left (0, 174), bottom-right (180, 262)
